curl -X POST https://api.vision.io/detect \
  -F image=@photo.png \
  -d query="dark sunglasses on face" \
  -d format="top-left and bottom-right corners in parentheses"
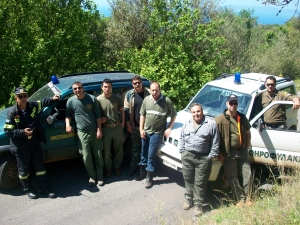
top-left (266, 83), bottom-right (275, 87)
top-left (73, 86), bottom-right (82, 90)
top-left (133, 81), bottom-right (141, 85)
top-left (17, 95), bottom-right (28, 99)
top-left (229, 101), bottom-right (238, 106)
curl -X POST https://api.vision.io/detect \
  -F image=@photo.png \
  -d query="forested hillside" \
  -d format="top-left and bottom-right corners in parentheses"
top-left (1, 0), bottom-right (300, 109)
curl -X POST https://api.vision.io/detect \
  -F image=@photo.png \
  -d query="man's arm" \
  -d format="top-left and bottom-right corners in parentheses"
top-left (96, 118), bottom-right (102, 139)
top-left (119, 107), bottom-right (125, 127)
top-left (164, 116), bottom-right (176, 139)
top-left (178, 122), bottom-right (186, 153)
top-left (65, 117), bottom-right (73, 133)
top-left (140, 115), bottom-right (146, 139)
top-left (208, 123), bottom-right (220, 159)
top-left (245, 129), bottom-right (251, 150)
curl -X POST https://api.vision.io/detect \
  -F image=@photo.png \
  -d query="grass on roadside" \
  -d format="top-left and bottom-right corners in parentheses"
top-left (195, 166), bottom-right (300, 225)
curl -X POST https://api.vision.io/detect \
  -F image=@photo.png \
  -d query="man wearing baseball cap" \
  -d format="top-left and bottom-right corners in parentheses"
top-left (4, 87), bottom-right (59, 199)
top-left (215, 94), bottom-right (252, 207)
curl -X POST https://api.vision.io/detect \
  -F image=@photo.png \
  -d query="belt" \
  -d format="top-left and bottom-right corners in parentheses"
top-left (103, 122), bottom-right (120, 127)
top-left (188, 151), bottom-right (209, 156)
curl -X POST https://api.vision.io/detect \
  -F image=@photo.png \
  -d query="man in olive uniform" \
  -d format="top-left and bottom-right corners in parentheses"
top-left (97, 78), bottom-right (125, 178)
top-left (65, 81), bottom-right (104, 187)
top-left (4, 87), bottom-right (59, 199)
top-left (260, 76), bottom-right (300, 129)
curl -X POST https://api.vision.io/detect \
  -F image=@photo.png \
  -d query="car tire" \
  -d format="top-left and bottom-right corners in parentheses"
top-left (208, 166), bottom-right (230, 193)
top-left (0, 155), bottom-right (21, 190)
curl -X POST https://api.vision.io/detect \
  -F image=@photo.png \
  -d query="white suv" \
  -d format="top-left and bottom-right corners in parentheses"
top-left (159, 72), bottom-right (299, 191)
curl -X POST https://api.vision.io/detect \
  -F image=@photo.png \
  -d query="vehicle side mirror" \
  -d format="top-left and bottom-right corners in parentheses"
top-left (257, 118), bottom-right (264, 132)
top-left (47, 112), bottom-right (58, 125)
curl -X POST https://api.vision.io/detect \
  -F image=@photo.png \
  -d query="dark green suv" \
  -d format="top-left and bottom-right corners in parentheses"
top-left (0, 71), bottom-right (151, 189)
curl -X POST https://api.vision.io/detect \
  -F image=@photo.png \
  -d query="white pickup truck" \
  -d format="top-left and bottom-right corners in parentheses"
top-left (158, 72), bottom-right (300, 191)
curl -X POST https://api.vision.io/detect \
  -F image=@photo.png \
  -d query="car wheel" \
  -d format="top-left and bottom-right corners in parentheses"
top-left (0, 156), bottom-right (21, 190)
top-left (208, 166), bottom-right (230, 193)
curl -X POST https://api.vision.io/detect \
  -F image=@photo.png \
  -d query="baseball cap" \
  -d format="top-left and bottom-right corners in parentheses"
top-left (15, 87), bottom-right (28, 95)
top-left (227, 94), bottom-right (238, 102)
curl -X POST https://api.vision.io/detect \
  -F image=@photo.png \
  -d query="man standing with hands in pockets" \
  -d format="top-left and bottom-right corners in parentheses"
top-left (179, 103), bottom-right (219, 216)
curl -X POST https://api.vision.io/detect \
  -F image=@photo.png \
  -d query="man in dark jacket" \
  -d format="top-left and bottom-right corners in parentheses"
top-left (215, 95), bottom-right (252, 207)
top-left (4, 87), bottom-right (59, 199)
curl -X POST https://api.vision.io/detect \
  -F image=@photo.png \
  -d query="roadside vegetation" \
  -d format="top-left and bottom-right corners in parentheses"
top-left (180, 166), bottom-right (300, 225)
top-left (170, 166), bottom-right (300, 225)
top-left (1, 0), bottom-right (300, 109)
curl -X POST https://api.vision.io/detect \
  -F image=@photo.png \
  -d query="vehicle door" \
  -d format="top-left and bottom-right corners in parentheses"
top-left (39, 92), bottom-right (79, 162)
top-left (249, 101), bottom-right (300, 167)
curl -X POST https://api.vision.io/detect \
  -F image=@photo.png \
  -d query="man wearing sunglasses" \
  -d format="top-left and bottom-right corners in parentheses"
top-left (124, 75), bottom-right (150, 177)
top-left (4, 87), bottom-right (59, 199)
top-left (215, 95), bottom-right (252, 207)
top-left (65, 81), bottom-right (104, 187)
top-left (259, 76), bottom-right (300, 129)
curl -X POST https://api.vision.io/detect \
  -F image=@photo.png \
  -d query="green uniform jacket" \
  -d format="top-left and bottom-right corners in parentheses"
top-left (215, 110), bottom-right (250, 157)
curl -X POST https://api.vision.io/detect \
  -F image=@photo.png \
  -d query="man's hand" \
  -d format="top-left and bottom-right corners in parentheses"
top-left (96, 129), bottom-right (102, 139)
top-left (164, 128), bottom-right (172, 139)
top-left (292, 98), bottom-right (300, 109)
top-left (24, 128), bottom-right (33, 136)
top-left (126, 123), bottom-right (133, 133)
top-left (66, 125), bottom-right (74, 133)
top-left (140, 129), bottom-right (146, 139)
top-left (52, 95), bottom-right (60, 101)
top-left (101, 117), bottom-right (107, 123)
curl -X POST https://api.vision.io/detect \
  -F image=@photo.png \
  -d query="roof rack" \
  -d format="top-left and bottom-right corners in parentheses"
top-left (59, 70), bottom-right (130, 78)
top-left (214, 73), bottom-right (234, 80)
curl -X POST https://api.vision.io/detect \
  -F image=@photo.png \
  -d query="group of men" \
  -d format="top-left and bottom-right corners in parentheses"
top-left (4, 76), bottom-right (177, 199)
top-left (3, 75), bottom-right (300, 211)
top-left (179, 75), bottom-right (300, 216)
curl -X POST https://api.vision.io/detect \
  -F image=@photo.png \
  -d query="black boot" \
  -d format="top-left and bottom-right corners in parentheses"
top-left (145, 171), bottom-right (153, 189)
top-left (135, 165), bottom-right (146, 181)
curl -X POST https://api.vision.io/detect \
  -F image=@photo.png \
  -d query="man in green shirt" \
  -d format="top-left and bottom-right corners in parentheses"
top-left (260, 76), bottom-right (300, 129)
top-left (97, 78), bottom-right (125, 178)
top-left (138, 82), bottom-right (177, 188)
top-left (65, 81), bottom-right (104, 187)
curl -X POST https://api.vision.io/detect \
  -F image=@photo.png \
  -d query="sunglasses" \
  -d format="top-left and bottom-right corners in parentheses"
top-left (17, 94), bottom-right (28, 99)
top-left (73, 86), bottom-right (82, 90)
top-left (229, 101), bottom-right (238, 106)
top-left (266, 83), bottom-right (275, 87)
top-left (133, 81), bottom-right (141, 85)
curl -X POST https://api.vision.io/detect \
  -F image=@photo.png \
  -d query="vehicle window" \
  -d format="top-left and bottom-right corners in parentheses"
top-left (187, 85), bottom-right (251, 117)
top-left (279, 85), bottom-right (296, 95)
top-left (28, 83), bottom-right (57, 102)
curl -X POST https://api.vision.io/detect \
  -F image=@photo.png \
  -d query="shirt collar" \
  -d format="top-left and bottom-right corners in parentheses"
top-left (189, 115), bottom-right (207, 124)
top-left (150, 93), bottom-right (164, 102)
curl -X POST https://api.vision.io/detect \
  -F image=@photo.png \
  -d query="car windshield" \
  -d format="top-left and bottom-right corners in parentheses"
top-left (186, 85), bottom-right (251, 117)
top-left (28, 82), bottom-right (60, 102)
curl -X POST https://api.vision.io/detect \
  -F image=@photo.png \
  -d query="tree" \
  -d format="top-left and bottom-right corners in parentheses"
top-left (0, 0), bottom-right (107, 107)
top-left (114, 0), bottom-right (225, 109)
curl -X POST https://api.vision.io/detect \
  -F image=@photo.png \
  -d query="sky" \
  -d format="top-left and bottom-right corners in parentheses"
top-left (94, 0), bottom-right (299, 25)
